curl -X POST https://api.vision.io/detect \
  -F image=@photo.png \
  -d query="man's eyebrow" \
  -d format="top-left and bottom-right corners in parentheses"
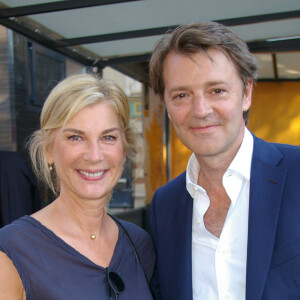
top-left (167, 81), bottom-right (227, 96)
top-left (167, 86), bottom-right (191, 96)
top-left (206, 80), bottom-right (226, 86)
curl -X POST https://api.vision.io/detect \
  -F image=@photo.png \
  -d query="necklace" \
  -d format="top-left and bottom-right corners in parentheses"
top-left (90, 234), bottom-right (96, 240)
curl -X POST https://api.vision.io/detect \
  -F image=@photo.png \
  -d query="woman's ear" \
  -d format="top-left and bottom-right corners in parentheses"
top-left (45, 144), bottom-right (53, 166)
top-left (122, 152), bottom-right (127, 166)
top-left (45, 131), bottom-right (56, 164)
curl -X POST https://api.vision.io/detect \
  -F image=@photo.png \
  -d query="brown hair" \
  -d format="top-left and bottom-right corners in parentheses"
top-left (149, 21), bottom-right (258, 124)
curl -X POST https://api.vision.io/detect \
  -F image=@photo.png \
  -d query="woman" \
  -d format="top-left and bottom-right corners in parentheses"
top-left (0, 74), bottom-right (155, 300)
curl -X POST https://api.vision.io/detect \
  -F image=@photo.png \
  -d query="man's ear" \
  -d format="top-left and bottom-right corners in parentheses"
top-left (167, 110), bottom-right (172, 121)
top-left (162, 98), bottom-right (173, 121)
top-left (243, 79), bottom-right (253, 111)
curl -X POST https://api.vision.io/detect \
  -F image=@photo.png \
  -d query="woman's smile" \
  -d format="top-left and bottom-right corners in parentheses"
top-left (47, 102), bottom-right (125, 202)
top-left (77, 169), bottom-right (106, 180)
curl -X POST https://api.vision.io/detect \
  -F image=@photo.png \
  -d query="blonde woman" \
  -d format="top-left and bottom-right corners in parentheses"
top-left (0, 74), bottom-right (155, 300)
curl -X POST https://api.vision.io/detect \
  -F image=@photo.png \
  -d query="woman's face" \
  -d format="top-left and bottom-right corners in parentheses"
top-left (47, 102), bottom-right (126, 203)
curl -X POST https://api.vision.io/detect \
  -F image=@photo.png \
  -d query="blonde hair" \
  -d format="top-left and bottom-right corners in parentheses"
top-left (28, 73), bottom-right (138, 195)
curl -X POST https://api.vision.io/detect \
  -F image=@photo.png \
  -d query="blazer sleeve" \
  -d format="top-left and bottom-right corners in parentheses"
top-left (0, 151), bottom-right (41, 227)
top-left (150, 191), bottom-right (161, 300)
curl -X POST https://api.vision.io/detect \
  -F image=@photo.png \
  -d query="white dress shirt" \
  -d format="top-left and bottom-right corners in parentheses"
top-left (186, 128), bottom-right (254, 300)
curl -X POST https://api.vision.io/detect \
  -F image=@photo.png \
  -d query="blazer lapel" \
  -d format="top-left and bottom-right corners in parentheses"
top-left (246, 137), bottom-right (287, 300)
top-left (174, 187), bottom-right (194, 300)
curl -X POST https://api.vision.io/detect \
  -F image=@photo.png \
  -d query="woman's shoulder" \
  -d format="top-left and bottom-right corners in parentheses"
top-left (114, 216), bottom-right (156, 282)
top-left (0, 250), bottom-right (26, 299)
top-left (116, 217), bottom-right (152, 244)
top-left (110, 215), bottom-right (154, 257)
top-left (0, 216), bottom-right (42, 249)
top-left (0, 216), bottom-right (29, 237)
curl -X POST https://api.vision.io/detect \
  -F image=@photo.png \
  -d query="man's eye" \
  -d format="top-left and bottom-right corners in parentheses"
top-left (172, 93), bottom-right (188, 101)
top-left (176, 93), bottom-right (186, 98)
top-left (212, 89), bottom-right (224, 94)
top-left (68, 135), bottom-right (81, 141)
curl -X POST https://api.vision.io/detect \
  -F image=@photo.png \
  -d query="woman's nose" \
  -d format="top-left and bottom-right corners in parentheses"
top-left (83, 141), bottom-right (104, 162)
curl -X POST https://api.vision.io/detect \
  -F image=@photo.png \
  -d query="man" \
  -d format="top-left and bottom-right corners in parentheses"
top-left (149, 21), bottom-right (300, 300)
top-left (0, 151), bottom-right (40, 227)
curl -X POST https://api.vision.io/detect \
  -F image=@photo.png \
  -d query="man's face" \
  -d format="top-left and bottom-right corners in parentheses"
top-left (163, 49), bottom-right (252, 162)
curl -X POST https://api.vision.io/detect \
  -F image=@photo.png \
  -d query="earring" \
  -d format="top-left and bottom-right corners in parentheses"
top-left (49, 163), bottom-right (54, 171)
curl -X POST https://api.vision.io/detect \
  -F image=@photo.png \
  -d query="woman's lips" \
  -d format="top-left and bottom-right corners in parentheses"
top-left (77, 169), bottom-right (106, 180)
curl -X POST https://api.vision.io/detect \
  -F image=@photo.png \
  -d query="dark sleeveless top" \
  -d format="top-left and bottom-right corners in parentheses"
top-left (0, 215), bottom-right (155, 300)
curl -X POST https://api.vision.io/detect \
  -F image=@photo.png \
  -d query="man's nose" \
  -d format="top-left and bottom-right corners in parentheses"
top-left (192, 94), bottom-right (213, 118)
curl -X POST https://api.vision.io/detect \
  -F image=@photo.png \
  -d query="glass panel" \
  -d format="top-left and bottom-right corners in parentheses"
top-left (254, 53), bottom-right (274, 79)
top-left (277, 52), bottom-right (300, 79)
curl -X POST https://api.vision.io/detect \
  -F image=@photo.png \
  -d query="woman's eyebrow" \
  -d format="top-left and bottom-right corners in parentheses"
top-left (63, 127), bottom-right (121, 135)
top-left (63, 128), bottom-right (84, 134)
top-left (102, 127), bottom-right (121, 135)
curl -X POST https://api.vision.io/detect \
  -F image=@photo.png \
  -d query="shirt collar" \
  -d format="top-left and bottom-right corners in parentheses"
top-left (186, 153), bottom-right (201, 198)
top-left (228, 127), bottom-right (253, 181)
top-left (186, 127), bottom-right (254, 197)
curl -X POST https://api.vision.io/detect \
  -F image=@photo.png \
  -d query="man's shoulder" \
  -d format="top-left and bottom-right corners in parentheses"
top-left (253, 135), bottom-right (300, 166)
top-left (0, 151), bottom-right (27, 166)
top-left (151, 171), bottom-right (189, 210)
top-left (273, 142), bottom-right (300, 155)
top-left (155, 171), bottom-right (187, 194)
top-left (274, 143), bottom-right (300, 170)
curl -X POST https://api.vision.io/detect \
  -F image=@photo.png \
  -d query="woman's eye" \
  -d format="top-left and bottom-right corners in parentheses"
top-left (103, 135), bottom-right (117, 142)
top-left (68, 135), bottom-right (82, 141)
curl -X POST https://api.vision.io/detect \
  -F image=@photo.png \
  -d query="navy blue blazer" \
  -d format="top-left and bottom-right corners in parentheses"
top-left (0, 151), bottom-right (40, 227)
top-left (150, 134), bottom-right (300, 300)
